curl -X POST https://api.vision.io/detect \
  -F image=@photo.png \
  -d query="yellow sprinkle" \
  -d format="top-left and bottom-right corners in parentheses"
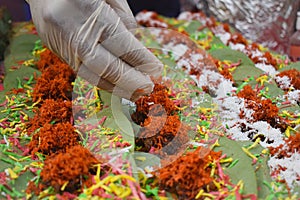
top-left (213, 180), bottom-right (221, 190)
top-left (291, 118), bottom-right (300, 125)
top-left (220, 158), bottom-right (233, 163)
top-left (210, 163), bottom-right (216, 177)
top-left (228, 67), bottom-right (237, 72)
top-left (256, 75), bottom-right (269, 86)
top-left (26, 193), bottom-right (32, 199)
top-left (110, 174), bottom-right (136, 183)
top-left (94, 164), bottom-right (101, 183)
top-left (61, 181), bottom-right (69, 191)
top-left (23, 59), bottom-right (35, 67)
top-left (178, 27), bottom-right (185, 33)
top-left (195, 189), bottom-right (204, 199)
top-left (285, 126), bottom-right (291, 137)
top-left (262, 149), bottom-right (269, 154)
top-left (211, 139), bottom-right (220, 149)
top-left (135, 156), bottom-right (146, 162)
top-left (280, 110), bottom-right (293, 118)
top-left (266, 87), bottom-right (269, 92)
top-left (247, 137), bottom-right (261, 150)
top-left (7, 168), bottom-right (18, 179)
top-left (30, 162), bottom-right (44, 168)
top-left (48, 196), bottom-right (56, 200)
top-left (242, 147), bottom-right (257, 161)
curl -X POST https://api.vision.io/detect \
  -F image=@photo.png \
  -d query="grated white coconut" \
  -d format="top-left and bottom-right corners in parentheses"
top-left (268, 152), bottom-right (300, 189)
top-left (275, 75), bottom-right (291, 90)
top-left (255, 63), bottom-right (279, 77)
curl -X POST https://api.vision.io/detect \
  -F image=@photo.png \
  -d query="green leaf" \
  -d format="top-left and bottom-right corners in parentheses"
top-left (279, 62), bottom-right (300, 72)
top-left (210, 48), bottom-right (255, 66)
top-left (3, 66), bottom-right (40, 92)
top-left (13, 170), bottom-right (35, 197)
top-left (261, 81), bottom-right (284, 99)
top-left (183, 20), bottom-right (202, 34)
top-left (232, 65), bottom-right (263, 86)
top-left (133, 152), bottom-right (161, 169)
top-left (214, 137), bottom-right (258, 196)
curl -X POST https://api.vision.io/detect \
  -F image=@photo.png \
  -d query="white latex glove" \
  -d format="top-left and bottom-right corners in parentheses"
top-left (26, 0), bottom-right (163, 101)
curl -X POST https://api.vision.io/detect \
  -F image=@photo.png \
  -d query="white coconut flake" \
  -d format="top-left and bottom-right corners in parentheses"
top-left (195, 70), bottom-right (225, 94)
top-left (215, 79), bottom-right (235, 99)
top-left (250, 49), bottom-right (264, 58)
top-left (190, 53), bottom-right (204, 64)
top-left (229, 42), bottom-right (246, 52)
top-left (255, 63), bottom-right (278, 77)
top-left (163, 43), bottom-right (188, 60)
top-left (268, 152), bottom-right (300, 189)
top-left (216, 32), bottom-right (231, 45)
top-left (216, 96), bottom-right (245, 121)
top-left (236, 121), bottom-right (284, 148)
top-left (286, 90), bottom-right (300, 105)
top-left (275, 75), bottom-right (291, 90)
top-left (176, 59), bottom-right (192, 72)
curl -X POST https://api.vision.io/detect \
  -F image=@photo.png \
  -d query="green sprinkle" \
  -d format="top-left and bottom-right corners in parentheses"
top-left (26, 75), bottom-right (34, 85)
top-left (236, 82), bottom-right (248, 93)
top-left (90, 139), bottom-right (100, 151)
top-left (17, 77), bottom-right (23, 89)
top-left (228, 159), bottom-right (239, 168)
top-left (1, 157), bottom-right (16, 165)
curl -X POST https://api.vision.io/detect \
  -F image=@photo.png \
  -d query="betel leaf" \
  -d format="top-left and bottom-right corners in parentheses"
top-left (183, 20), bottom-right (202, 35)
top-left (214, 136), bottom-right (258, 196)
top-left (278, 62), bottom-right (300, 72)
top-left (261, 81), bottom-right (284, 99)
top-left (13, 170), bottom-right (35, 197)
top-left (210, 48), bottom-right (255, 66)
top-left (97, 91), bottom-right (134, 144)
top-left (280, 105), bottom-right (300, 115)
top-left (208, 37), bottom-right (229, 52)
top-left (232, 65), bottom-right (263, 87)
top-left (3, 66), bottom-right (40, 92)
top-left (235, 141), bottom-right (272, 198)
top-left (133, 152), bottom-right (161, 170)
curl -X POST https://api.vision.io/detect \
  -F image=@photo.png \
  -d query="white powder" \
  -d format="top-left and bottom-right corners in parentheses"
top-left (190, 53), bottom-right (204, 64)
top-left (228, 121), bottom-right (285, 148)
top-left (176, 59), bottom-right (192, 72)
top-left (216, 32), bottom-right (231, 45)
top-left (286, 90), bottom-right (300, 105)
top-left (135, 11), bottom-right (168, 28)
top-left (251, 49), bottom-right (264, 58)
top-left (163, 43), bottom-right (189, 61)
top-left (275, 76), bottom-right (291, 90)
top-left (255, 63), bottom-right (278, 77)
top-left (215, 79), bottom-right (235, 99)
top-left (229, 42), bottom-right (246, 52)
top-left (216, 96), bottom-right (244, 121)
top-left (177, 12), bottom-right (193, 21)
top-left (195, 70), bottom-right (225, 94)
top-left (268, 152), bottom-right (300, 189)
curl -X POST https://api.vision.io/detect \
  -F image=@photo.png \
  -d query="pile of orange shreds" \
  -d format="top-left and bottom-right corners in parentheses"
top-left (157, 146), bottom-right (222, 200)
top-left (132, 83), bottom-right (190, 154)
top-left (237, 85), bottom-right (286, 131)
top-left (132, 83), bottom-right (227, 198)
top-left (26, 49), bottom-right (102, 196)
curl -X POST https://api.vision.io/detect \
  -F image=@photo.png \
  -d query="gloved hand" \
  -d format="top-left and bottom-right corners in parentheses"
top-left (26, 0), bottom-right (163, 101)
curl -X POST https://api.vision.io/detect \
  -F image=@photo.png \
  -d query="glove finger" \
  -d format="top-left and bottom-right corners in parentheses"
top-left (80, 44), bottom-right (154, 100)
top-left (77, 63), bottom-right (115, 92)
top-left (78, 63), bottom-right (147, 100)
top-left (105, 0), bottom-right (137, 30)
top-left (100, 28), bottom-right (163, 78)
top-left (73, 2), bottom-right (162, 77)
